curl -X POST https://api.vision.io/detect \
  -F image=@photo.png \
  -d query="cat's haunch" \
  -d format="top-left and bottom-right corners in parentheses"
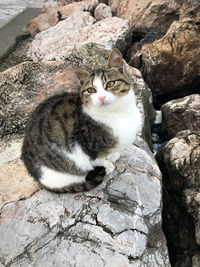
top-left (21, 49), bottom-right (142, 193)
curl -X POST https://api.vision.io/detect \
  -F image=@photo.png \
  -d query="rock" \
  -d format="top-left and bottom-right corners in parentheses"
top-left (0, 61), bottom-right (79, 140)
top-left (126, 28), bottom-right (166, 66)
top-left (42, 0), bottom-right (98, 20)
top-left (0, 44), bottom-right (150, 145)
top-left (132, 5), bottom-right (200, 107)
top-left (24, 8), bottom-right (60, 37)
top-left (25, 0), bottom-right (99, 36)
top-left (0, 140), bottom-right (40, 210)
top-left (108, 0), bottom-right (180, 32)
top-left (162, 94), bottom-right (200, 140)
top-left (94, 3), bottom-right (112, 21)
top-left (65, 43), bottom-right (111, 71)
top-left (111, 0), bottom-right (180, 68)
top-left (0, 43), bottom-right (154, 147)
top-left (156, 130), bottom-right (200, 267)
top-left (0, 144), bottom-right (170, 266)
top-left (27, 15), bottom-right (131, 62)
top-left (44, 0), bottom-right (77, 7)
top-left (0, 45), bottom-right (169, 265)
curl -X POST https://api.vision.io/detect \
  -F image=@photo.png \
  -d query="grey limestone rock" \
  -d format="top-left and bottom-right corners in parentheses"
top-left (0, 144), bottom-right (170, 266)
top-left (0, 22), bottom-right (169, 265)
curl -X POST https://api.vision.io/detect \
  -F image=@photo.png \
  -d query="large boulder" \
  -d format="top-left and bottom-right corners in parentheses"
top-left (25, 0), bottom-right (99, 36)
top-left (27, 13), bottom-right (131, 62)
top-left (0, 140), bottom-right (40, 210)
top-left (0, 44), bottom-right (153, 146)
top-left (162, 94), bottom-right (200, 140)
top-left (0, 144), bottom-right (170, 266)
top-left (0, 61), bottom-right (78, 140)
top-left (0, 44), bottom-right (170, 265)
top-left (157, 130), bottom-right (200, 267)
top-left (108, 0), bottom-right (180, 32)
top-left (131, 5), bottom-right (200, 107)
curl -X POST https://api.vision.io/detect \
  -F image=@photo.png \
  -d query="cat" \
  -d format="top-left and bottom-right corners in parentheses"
top-left (21, 49), bottom-right (142, 193)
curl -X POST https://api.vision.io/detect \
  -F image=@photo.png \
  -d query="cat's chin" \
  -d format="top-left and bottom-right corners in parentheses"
top-left (99, 102), bottom-right (110, 107)
top-left (91, 101), bottom-right (111, 109)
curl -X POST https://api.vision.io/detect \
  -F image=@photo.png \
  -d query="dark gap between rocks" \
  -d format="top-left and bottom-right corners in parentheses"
top-left (159, 164), bottom-right (200, 267)
top-left (152, 85), bottom-right (200, 110)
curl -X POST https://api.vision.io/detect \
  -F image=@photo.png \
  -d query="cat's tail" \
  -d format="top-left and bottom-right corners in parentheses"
top-left (40, 166), bottom-right (106, 193)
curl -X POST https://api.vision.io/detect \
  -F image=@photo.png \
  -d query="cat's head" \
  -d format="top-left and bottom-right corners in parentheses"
top-left (74, 49), bottom-right (132, 111)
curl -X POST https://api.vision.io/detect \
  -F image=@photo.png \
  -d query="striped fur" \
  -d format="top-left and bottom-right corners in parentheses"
top-left (21, 49), bottom-right (142, 193)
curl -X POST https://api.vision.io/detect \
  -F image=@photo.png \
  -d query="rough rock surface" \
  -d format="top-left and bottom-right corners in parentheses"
top-left (0, 60), bottom-right (79, 140)
top-left (94, 3), bottom-right (112, 21)
top-left (162, 94), bottom-right (200, 140)
top-left (0, 140), bottom-right (40, 210)
top-left (131, 5), bottom-right (200, 107)
top-left (157, 130), bottom-right (200, 267)
top-left (25, 0), bottom-right (98, 36)
top-left (108, 0), bottom-right (180, 31)
top-left (0, 41), bottom-right (170, 266)
top-left (44, 0), bottom-right (77, 7)
top-left (24, 7), bottom-right (59, 36)
top-left (0, 44), bottom-right (152, 147)
top-left (0, 144), bottom-right (170, 266)
top-left (27, 14), bottom-right (131, 62)
top-left (126, 28), bottom-right (166, 66)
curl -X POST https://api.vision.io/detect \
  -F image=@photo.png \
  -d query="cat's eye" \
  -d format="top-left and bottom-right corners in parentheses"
top-left (87, 87), bottom-right (96, 93)
top-left (106, 81), bottom-right (115, 88)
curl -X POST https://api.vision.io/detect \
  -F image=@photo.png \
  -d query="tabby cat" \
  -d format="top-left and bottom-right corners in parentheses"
top-left (21, 49), bottom-right (142, 192)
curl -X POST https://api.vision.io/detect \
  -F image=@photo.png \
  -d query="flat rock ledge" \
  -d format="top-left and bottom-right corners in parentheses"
top-left (0, 143), bottom-right (170, 266)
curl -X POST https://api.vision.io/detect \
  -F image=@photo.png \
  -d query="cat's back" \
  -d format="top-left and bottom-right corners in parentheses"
top-left (22, 91), bottom-right (81, 160)
top-left (21, 91), bottom-right (82, 181)
top-left (26, 91), bottom-right (80, 138)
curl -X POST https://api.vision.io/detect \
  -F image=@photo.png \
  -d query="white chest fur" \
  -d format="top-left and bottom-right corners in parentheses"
top-left (107, 106), bottom-right (141, 150)
top-left (84, 88), bottom-right (142, 152)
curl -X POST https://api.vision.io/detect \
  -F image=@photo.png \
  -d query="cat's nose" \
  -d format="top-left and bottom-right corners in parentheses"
top-left (98, 95), bottom-right (106, 102)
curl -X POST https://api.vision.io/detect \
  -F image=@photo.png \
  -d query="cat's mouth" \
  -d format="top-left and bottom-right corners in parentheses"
top-left (100, 102), bottom-right (110, 107)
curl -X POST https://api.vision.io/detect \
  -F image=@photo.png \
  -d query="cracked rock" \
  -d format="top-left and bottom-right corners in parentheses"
top-left (0, 144), bottom-right (170, 266)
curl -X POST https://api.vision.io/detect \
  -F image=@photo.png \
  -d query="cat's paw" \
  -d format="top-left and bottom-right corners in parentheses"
top-left (91, 158), bottom-right (115, 174)
top-left (106, 152), bottom-right (120, 163)
top-left (78, 162), bottom-right (93, 172)
top-left (105, 161), bottom-right (115, 175)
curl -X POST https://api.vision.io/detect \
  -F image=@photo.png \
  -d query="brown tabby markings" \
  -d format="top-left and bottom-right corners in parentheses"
top-left (21, 91), bottom-right (116, 190)
top-left (81, 68), bottom-right (131, 107)
top-left (21, 49), bottom-right (138, 193)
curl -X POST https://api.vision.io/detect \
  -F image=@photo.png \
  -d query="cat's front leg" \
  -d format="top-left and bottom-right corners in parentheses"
top-left (106, 152), bottom-right (120, 163)
top-left (91, 158), bottom-right (115, 175)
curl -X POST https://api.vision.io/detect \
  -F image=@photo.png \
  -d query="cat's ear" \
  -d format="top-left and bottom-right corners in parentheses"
top-left (106, 49), bottom-right (124, 72)
top-left (73, 65), bottom-right (90, 86)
